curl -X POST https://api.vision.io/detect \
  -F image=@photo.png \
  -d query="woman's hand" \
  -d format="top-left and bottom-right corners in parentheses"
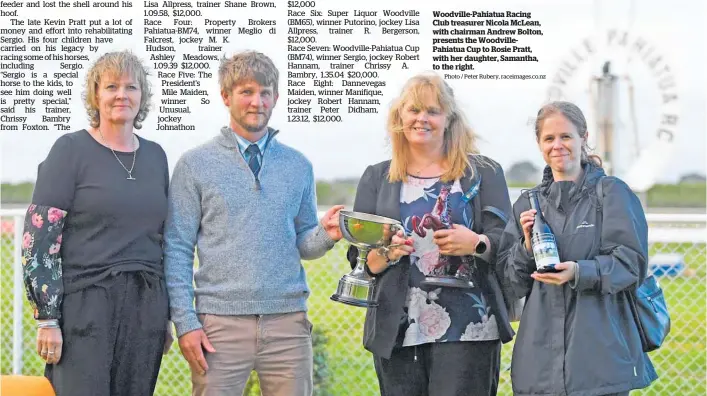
top-left (366, 230), bottom-right (414, 274)
top-left (387, 230), bottom-right (415, 261)
top-left (531, 262), bottom-right (577, 285)
top-left (433, 224), bottom-right (480, 256)
top-left (37, 326), bottom-right (63, 364)
top-left (519, 209), bottom-right (536, 252)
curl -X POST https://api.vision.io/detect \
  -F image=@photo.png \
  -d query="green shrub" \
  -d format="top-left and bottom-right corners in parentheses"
top-left (0, 183), bottom-right (34, 204)
top-left (647, 183), bottom-right (706, 208)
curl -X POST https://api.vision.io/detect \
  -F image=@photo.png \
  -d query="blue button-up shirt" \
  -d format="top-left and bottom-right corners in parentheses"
top-left (232, 130), bottom-right (269, 164)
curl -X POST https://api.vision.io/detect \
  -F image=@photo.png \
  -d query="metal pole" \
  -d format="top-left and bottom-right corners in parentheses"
top-left (12, 214), bottom-right (25, 374)
top-left (595, 62), bottom-right (619, 176)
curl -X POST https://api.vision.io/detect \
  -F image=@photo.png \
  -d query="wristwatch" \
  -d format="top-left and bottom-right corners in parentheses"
top-left (474, 238), bottom-right (487, 255)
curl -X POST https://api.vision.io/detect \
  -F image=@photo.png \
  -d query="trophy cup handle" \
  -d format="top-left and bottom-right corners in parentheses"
top-left (391, 223), bottom-right (406, 236)
top-left (383, 223), bottom-right (408, 250)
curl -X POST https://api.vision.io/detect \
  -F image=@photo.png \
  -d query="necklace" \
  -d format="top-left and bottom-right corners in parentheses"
top-left (410, 160), bottom-right (440, 176)
top-left (97, 129), bottom-right (137, 180)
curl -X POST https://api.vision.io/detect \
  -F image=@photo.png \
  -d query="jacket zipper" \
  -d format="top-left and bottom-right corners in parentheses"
top-left (647, 296), bottom-right (658, 313)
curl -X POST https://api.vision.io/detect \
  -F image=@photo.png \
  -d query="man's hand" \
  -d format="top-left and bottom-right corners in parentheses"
top-left (178, 329), bottom-right (216, 375)
top-left (320, 205), bottom-right (345, 241)
top-left (433, 224), bottom-right (481, 256)
top-left (531, 262), bottom-right (577, 285)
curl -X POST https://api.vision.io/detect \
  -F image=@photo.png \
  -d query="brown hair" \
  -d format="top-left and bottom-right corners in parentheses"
top-left (387, 73), bottom-right (489, 183)
top-left (218, 51), bottom-right (279, 96)
top-left (83, 50), bottom-right (152, 129)
top-left (534, 101), bottom-right (602, 167)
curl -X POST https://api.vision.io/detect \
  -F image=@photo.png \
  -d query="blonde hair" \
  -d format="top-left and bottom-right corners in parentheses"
top-left (218, 51), bottom-right (279, 95)
top-left (83, 50), bottom-right (152, 129)
top-left (387, 73), bottom-right (484, 183)
top-left (535, 101), bottom-right (602, 167)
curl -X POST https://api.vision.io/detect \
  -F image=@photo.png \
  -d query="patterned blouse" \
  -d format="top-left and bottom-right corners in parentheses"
top-left (398, 176), bottom-right (499, 347)
top-left (22, 204), bottom-right (67, 320)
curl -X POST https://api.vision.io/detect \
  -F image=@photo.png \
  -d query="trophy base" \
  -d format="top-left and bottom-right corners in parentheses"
top-left (421, 275), bottom-right (474, 289)
top-left (330, 294), bottom-right (377, 308)
top-left (330, 275), bottom-right (378, 308)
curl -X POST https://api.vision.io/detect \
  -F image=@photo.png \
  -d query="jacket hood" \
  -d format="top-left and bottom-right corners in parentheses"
top-left (540, 161), bottom-right (606, 209)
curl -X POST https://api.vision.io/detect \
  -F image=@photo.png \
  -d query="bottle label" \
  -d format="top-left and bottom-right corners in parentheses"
top-left (531, 233), bottom-right (560, 269)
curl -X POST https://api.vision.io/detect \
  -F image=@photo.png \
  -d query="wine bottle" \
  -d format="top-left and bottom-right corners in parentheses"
top-left (528, 190), bottom-right (561, 273)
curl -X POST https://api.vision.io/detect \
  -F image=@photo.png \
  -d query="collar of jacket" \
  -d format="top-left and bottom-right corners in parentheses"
top-left (539, 162), bottom-right (606, 209)
top-left (378, 155), bottom-right (479, 222)
top-left (460, 154), bottom-right (480, 194)
top-left (216, 126), bottom-right (280, 150)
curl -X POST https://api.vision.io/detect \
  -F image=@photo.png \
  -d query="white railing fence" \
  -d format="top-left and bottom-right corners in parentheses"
top-left (1, 209), bottom-right (705, 395)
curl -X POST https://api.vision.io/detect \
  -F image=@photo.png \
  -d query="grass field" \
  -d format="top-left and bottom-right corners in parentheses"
top-left (1, 233), bottom-right (704, 395)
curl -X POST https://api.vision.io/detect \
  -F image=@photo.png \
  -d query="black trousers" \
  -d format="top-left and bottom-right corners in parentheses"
top-left (45, 271), bottom-right (169, 396)
top-left (374, 340), bottom-right (502, 396)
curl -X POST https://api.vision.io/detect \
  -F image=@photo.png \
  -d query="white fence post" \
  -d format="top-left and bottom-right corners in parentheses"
top-left (12, 213), bottom-right (24, 374)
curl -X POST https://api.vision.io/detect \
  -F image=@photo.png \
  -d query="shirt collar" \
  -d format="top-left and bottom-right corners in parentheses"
top-left (231, 129), bottom-right (269, 156)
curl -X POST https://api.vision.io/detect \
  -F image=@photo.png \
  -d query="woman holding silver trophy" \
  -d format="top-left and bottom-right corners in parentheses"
top-left (345, 73), bottom-right (514, 396)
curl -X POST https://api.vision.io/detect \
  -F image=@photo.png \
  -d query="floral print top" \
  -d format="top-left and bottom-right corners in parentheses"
top-left (21, 204), bottom-right (67, 320)
top-left (398, 176), bottom-right (499, 347)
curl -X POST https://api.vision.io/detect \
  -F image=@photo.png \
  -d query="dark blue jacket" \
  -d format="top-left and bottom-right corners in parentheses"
top-left (497, 163), bottom-right (657, 395)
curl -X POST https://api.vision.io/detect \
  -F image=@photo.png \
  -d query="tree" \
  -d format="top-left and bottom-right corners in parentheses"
top-left (679, 173), bottom-right (706, 184)
top-left (316, 180), bottom-right (358, 206)
top-left (0, 182), bottom-right (35, 204)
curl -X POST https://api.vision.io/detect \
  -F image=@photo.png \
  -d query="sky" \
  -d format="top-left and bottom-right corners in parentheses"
top-left (1, 0), bottom-right (705, 190)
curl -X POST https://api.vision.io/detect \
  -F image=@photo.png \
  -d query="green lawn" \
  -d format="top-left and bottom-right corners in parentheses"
top-left (2, 232), bottom-right (704, 395)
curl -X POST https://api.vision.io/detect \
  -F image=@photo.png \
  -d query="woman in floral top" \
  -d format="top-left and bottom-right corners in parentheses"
top-left (21, 51), bottom-right (172, 396)
top-left (346, 73), bottom-right (514, 395)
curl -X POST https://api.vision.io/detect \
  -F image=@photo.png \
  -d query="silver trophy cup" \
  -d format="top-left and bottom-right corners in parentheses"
top-left (330, 211), bottom-right (405, 308)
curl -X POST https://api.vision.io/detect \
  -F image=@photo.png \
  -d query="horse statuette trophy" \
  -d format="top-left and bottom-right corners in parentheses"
top-left (330, 210), bottom-right (405, 308)
top-left (417, 184), bottom-right (475, 289)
